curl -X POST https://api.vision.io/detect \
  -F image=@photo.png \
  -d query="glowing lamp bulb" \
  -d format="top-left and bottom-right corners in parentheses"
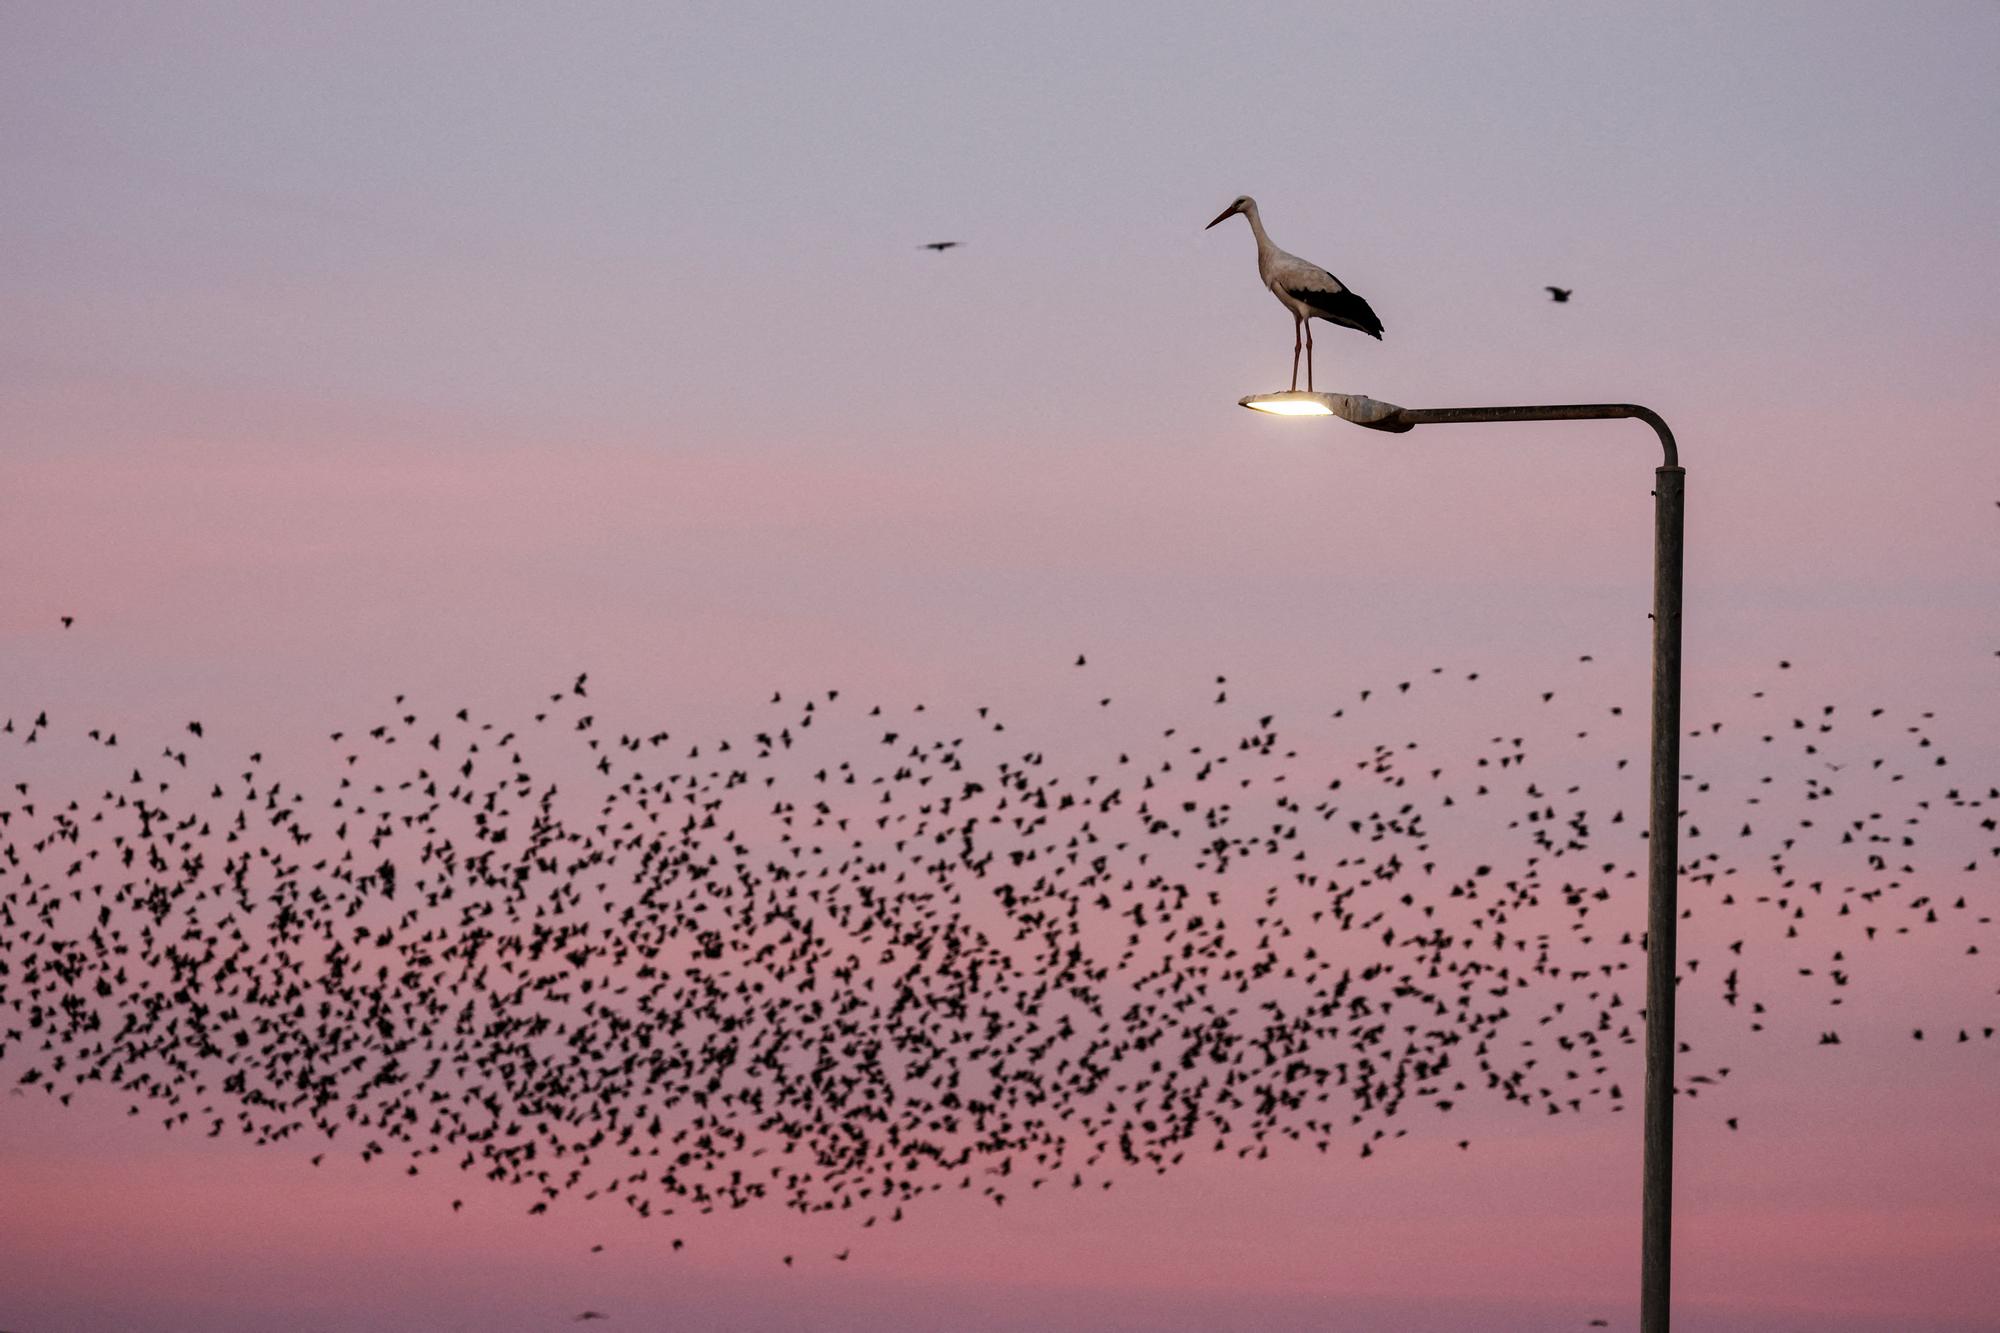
top-left (1238, 392), bottom-right (1336, 416)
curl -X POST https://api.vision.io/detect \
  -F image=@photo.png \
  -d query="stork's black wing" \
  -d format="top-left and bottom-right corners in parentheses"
top-left (1285, 282), bottom-right (1384, 339)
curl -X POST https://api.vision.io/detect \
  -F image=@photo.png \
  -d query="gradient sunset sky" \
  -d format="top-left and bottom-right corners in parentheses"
top-left (4, 4), bottom-right (1998, 1330)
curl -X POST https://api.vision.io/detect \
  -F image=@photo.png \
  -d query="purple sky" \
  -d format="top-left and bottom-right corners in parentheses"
top-left (3, 3), bottom-right (1998, 1329)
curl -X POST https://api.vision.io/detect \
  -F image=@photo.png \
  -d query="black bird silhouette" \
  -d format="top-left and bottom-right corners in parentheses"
top-left (920, 241), bottom-right (962, 252)
top-left (1546, 286), bottom-right (1573, 302)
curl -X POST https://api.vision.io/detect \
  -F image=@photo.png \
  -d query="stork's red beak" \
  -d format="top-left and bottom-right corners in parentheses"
top-left (1204, 204), bottom-right (1238, 230)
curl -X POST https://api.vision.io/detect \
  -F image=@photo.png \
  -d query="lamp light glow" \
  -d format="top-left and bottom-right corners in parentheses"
top-left (1238, 392), bottom-right (1336, 416)
top-left (1237, 390), bottom-right (1416, 431)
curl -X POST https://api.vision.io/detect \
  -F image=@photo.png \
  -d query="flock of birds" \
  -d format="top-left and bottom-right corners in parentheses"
top-left (2, 654), bottom-right (1992, 1280)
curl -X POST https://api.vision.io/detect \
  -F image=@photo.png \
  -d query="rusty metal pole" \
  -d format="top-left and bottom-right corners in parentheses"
top-left (1238, 391), bottom-right (1684, 1330)
top-left (1642, 461), bottom-right (1685, 1333)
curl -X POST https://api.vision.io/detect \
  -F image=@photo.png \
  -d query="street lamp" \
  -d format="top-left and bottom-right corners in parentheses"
top-left (1242, 388), bottom-right (1685, 1333)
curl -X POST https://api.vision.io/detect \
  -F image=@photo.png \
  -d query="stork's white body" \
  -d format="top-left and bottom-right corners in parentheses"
top-left (1244, 214), bottom-right (1338, 323)
top-left (1207, 195), bottom-right (1382, 392)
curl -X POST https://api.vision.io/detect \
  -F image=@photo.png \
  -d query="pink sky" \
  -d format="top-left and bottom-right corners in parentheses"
top-left (3, 3), bottom-right (1998, 1329)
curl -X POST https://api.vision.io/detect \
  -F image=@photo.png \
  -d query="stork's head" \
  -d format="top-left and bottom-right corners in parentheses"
top-left (1205, 195), bottom-right (1255, 230)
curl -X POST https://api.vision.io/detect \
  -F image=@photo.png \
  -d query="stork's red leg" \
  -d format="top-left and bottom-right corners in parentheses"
top-left (1305, 319), bottom-right (1315, 392)
top-left (1290, 316), bottom-right (1303, 392)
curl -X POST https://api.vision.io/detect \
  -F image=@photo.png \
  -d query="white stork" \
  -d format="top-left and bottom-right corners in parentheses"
top-left (1206, 195), bottom-right (1382, 392)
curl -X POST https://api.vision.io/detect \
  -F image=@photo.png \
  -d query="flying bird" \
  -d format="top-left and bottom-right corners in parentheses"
top-left (1546, 286), bottom-right (1573, 303)
top-left (920, 241), bottom-right (962, 252)
top-left (1206, 195), bottom-right (1382, 392)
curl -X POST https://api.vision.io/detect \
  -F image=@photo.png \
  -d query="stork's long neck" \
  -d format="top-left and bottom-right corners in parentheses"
top-left (1232, 200), bottom-right (1280, 268)
top-left (1241, 202), bottom-right (1275, 256)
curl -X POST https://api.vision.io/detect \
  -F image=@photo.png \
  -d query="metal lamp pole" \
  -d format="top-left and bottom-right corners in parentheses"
top-left (1239, 391), bottom-right (1684, 1333)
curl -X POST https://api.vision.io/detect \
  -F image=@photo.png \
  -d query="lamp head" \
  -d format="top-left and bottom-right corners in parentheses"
top-left (1238, 391), bottom-right (1414, 430)
top-left (1239, 391), bottom-right (1334, 416)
